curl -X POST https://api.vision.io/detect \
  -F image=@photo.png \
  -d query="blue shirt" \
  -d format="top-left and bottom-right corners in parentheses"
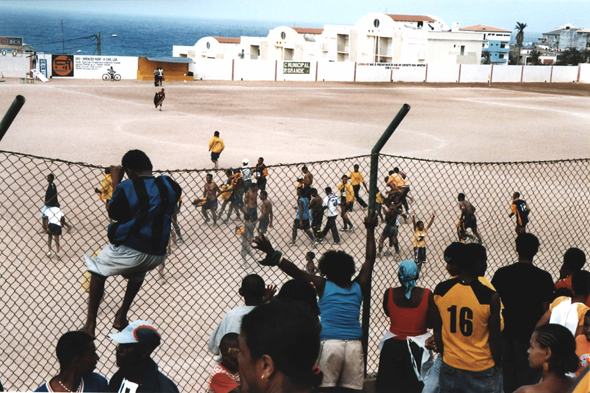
top-left (108, 175), bottom-right (182, 255)
top-left (296, 197), bottom-right (310, 220)
top-left (319, 281), bottom-right (363, 340)
top-left (35, 372), bottom-right (109, 392)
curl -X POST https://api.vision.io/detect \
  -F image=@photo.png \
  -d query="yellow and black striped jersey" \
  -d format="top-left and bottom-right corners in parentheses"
top-left (434, 277), bottom-right (496, 371)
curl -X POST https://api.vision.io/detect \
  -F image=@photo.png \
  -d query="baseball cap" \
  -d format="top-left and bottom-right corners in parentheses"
top-left (108, 320), bottom-right (161, 347)
top-left (243, 159), bottom-right (249, 165)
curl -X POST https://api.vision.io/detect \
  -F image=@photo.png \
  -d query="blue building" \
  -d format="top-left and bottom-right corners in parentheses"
top-left (459, 24), bottom-right (511, 65)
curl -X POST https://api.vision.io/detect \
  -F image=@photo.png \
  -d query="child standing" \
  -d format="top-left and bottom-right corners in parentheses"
top-left (412, 212), bottom-right (435, 271)
top-left (305, 251), bottom-right (317, 275)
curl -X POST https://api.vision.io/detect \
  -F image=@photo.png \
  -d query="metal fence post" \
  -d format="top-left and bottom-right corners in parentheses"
top-left (0, 95), bottom-right (26, 142)
top-left (363, 103), bottom-right (411, 375)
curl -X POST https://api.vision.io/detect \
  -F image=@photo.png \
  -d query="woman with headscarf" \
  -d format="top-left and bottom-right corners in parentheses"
top-left (376, 259), bottom-right (433, 393)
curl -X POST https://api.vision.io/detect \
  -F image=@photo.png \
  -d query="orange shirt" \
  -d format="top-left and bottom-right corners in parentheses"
top-left (555, 275), bottom-right (573, 292)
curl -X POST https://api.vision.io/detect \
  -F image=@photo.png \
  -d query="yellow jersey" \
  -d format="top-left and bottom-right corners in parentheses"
top-left (412, 228), bottom-right (428, 248)
top-left (434, 278), bottom-right (496, 371)
top-left (349, 171), bottom-right (364, 186)
top-left (99, 174), bottom-right (113, 200)
top-left (208, 136), bottom-right (225, 153)
top-left (337, 182), bottom-right (355, 203)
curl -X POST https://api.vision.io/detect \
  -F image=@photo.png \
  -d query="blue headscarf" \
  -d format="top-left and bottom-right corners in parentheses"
top-left (399, 259), bottom-right (418, 299)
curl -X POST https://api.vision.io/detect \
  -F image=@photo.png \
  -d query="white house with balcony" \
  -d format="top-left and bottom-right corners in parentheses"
top-left (259, 26), bottom-right (324, 60)
top-left (173, 36), bottom-right (241, 59)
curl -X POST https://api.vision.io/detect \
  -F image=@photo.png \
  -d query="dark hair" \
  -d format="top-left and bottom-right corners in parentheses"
top-left (105, 167), bottom-right (111, 175)
top-left (122, 150), bottom-right (153, 172)
top-left (553, 287), bottom-right (574, 301)
top-left (310, 188), bottom-right (317, 196)
top-left (206, 173), bottom-right (212, 179)
top-left (393, 167), bottom-right (399, 173)
top-left (47, 173), bottom-right (55, 180)
top-left (56, 331), bottom-right (94, 370)
top-left (226, 169), bottom-right (233, 176)
top-left (388, 170), bottom-right (394, 175)
top-left (564, 248), bottom-right (586, 272)
top-left (318, 250), bottom-right (355, 283)
top-left (516, 233), bottom-right (540, 260)
top-left (341, 174), bottom-right (347, 179)
top-left (444, 242), bottom-right (465, 266)
top-left (458, 243), bottom-right (479, 274)
top-left (572, 270), bottom-right (590, 297)
top-left (260, 190), bottom-right (268, 197)
top-left (241, 300), bottom-right (322, 388)
top-left (458, 193), bottom-right (465, 201)
top-left (302, 166), bottom-right (308, 171)
top-left (277, 280), bottom-right (320, 317)
top-left (251, 183), bottom-right (258, 189)
top-left (325, 187), bottom-right (332, 194)
top-left (306, 251), bottom-right (315, 259)
top-left (513, 192), bottom-right (520, 198)
top-left (416, 220), bottom-right (424, 226)
top-left (219, 333), bottom-right (239, 356)
top-left (534, 324), bottom-right (579, 376)
top-left (354, 164), bottom-right (359, 168)
top-left (259, 157), bottom-right (264, 162)
top-left (214, 131), bottom-right (220, 137)
top-left (241, 274), bottom-right (265, 301)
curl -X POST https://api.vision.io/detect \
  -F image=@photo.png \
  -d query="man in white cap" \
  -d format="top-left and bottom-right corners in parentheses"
top-left (240, 159), bottom-right (252, 191)
top-left (108, 320), bottom-right (179, 393)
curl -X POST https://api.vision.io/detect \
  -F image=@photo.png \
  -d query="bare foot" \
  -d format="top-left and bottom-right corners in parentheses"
top-left (112, 310), bottom-right (129, 331)
top-left (80, 323), bottom-right (96, 339)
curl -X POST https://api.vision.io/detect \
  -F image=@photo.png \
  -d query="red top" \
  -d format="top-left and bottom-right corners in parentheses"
top-left (388, 287), bottom-right (430, 340)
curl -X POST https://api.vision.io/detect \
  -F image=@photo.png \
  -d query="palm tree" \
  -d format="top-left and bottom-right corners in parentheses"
top-left (515, 22), bottom-right (528, 65)
top-left (482, 50), bottom-right (491, 64)
top-left (529, 49), bottom-right (541, 65)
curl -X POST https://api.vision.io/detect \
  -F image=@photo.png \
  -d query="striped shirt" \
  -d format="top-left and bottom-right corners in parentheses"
top-left (108, 175), bottom-right (182, 255)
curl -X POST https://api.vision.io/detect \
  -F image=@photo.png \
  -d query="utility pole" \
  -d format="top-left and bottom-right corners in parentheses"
top-left (97, 32), bottom-right (101, 56)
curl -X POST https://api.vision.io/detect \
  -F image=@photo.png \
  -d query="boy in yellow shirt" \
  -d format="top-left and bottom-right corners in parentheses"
top-left (337, 175), bottom-right (356, 232)
top-left (411, 212), bottom-right (435, 270)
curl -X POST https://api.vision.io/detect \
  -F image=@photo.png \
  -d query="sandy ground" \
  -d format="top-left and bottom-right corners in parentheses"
top-left (0, 79), bottom-right (589, 391)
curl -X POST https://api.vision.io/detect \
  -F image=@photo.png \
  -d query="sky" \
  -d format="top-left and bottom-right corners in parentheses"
top-left (2, 0), bottom-right (589, 33)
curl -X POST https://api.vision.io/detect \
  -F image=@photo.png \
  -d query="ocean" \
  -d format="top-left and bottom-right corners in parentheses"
top-left (1, 9), bottom-right (542, 58)
top-left (0, 9), bottom-right (292, 57)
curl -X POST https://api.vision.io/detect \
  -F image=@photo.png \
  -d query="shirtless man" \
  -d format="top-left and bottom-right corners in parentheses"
top-left (218, 169), bottom-right (244, 222)
top-left (202, 174), bottom-right (220, 225)
top-left (301, 166), bottom-right (313, 198)
top-left (243, 183), bottom-right (259, 223)
top-left (457, 193), bottom-right (483, 244)
top-left (257, 191), bottom-right (273, 234)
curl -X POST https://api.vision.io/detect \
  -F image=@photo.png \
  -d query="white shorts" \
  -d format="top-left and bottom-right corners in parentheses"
top-left (317, 339), bottom-right (364, 390)
top-left (84, 244), bottom-right (166, 283)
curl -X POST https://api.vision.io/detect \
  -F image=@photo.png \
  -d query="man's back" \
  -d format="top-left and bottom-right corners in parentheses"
top-left (208, 305), bottom-right (255, 356)
top-left (492, 262), bottom-right (554, 342)
top-left (434, 277), bottom-right (496, 371)
top-left (108, 175), bottom-right (182, 256)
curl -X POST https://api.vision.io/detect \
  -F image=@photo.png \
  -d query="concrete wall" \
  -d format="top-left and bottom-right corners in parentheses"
top-left (427, 63), bottom-right (460, 82)
top-left (492, 65), bottom-right (522, 82)
top-left (391, 66), bottom-right (426, 82)
top-left (0, 55), bottom-right (30, 78)
top-left (356, 64), bottom-right (391, 82)
top-left (522, 66), bottom-right (551, 82)
top-left (191, 59), bottom-right (233, 81)
top-left (580, 64), bottom-right (590, 83)
top-left (551, 66), bottom-right (578, 83)
top-left (460, 64), bottom-right (491, 83)
top-left (235, 60), bottom-right (275, 81)
top-left (75, 56), bottom-right (138, 80)
top-left (277, 60), bottom-right (317, 82)
top-left (317, 61), bottom-right (355, 82)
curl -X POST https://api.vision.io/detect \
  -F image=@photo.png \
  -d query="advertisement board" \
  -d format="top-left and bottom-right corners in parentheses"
top-left (0, 36), bottom-right (23, 56)
top-left (52, 55), bottom-right (74, 77)
top-left (283, 61), bottom-right (310, 74)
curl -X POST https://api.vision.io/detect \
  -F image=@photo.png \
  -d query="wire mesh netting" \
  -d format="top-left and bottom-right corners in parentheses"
top-left (0, 150), bottom-right (588, 391)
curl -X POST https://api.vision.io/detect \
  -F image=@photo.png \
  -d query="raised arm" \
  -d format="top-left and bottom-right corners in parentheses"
top-left (354, 212), bottom-right (378, 293)
top-left (253, 234), bottom-right (326, 295)
top-left (426, 212), bottom-right (436, 230)
top-left (411, 212), bottom-right (417, 231)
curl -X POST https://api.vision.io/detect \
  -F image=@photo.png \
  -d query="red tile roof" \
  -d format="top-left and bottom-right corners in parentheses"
top-left (386, 14), bottom-right (436, 23)
top-left (293, 27), bottom-right (324, 35)
top-left (213, 37), bottom-right (241, 44)
top-left (459, 25), bottom-right (511, 33)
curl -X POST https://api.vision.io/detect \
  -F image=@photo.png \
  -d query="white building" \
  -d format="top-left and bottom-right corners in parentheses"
top-left (260, 26), bottom-right (324, 60)
top-left (173, 36), bottom-right (241, 60)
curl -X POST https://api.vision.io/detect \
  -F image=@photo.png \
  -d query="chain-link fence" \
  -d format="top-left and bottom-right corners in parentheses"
top-left (0, 150), bottom-right (588, 391)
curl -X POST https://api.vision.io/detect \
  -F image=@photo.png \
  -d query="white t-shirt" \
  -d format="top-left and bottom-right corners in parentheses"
top-left (46, 207), bottom-right (64, 226)
top-left (241, 167), bottom-right (252, 182)
top-left (323, 194), bottom-right (339, 217)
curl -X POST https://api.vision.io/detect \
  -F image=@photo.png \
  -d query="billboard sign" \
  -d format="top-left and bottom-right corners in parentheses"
top-left (52, 55), bottom-right (74, 77)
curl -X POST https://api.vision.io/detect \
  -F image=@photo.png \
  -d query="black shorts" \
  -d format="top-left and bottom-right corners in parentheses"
top-left (202, 198), bottom-right (218, 211)
top-left (382, 224), bottom-right (398, 238)
top-left (294, 218), bottom-right (310, 230)
top-left (48, 223), bottom-right (62, 236)
top-left (414, 247), bottom-right (426, 264)
top-left (341, 201), bottom-right (353, 212)
top-left (464, 213), bottom-right (477, 229)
